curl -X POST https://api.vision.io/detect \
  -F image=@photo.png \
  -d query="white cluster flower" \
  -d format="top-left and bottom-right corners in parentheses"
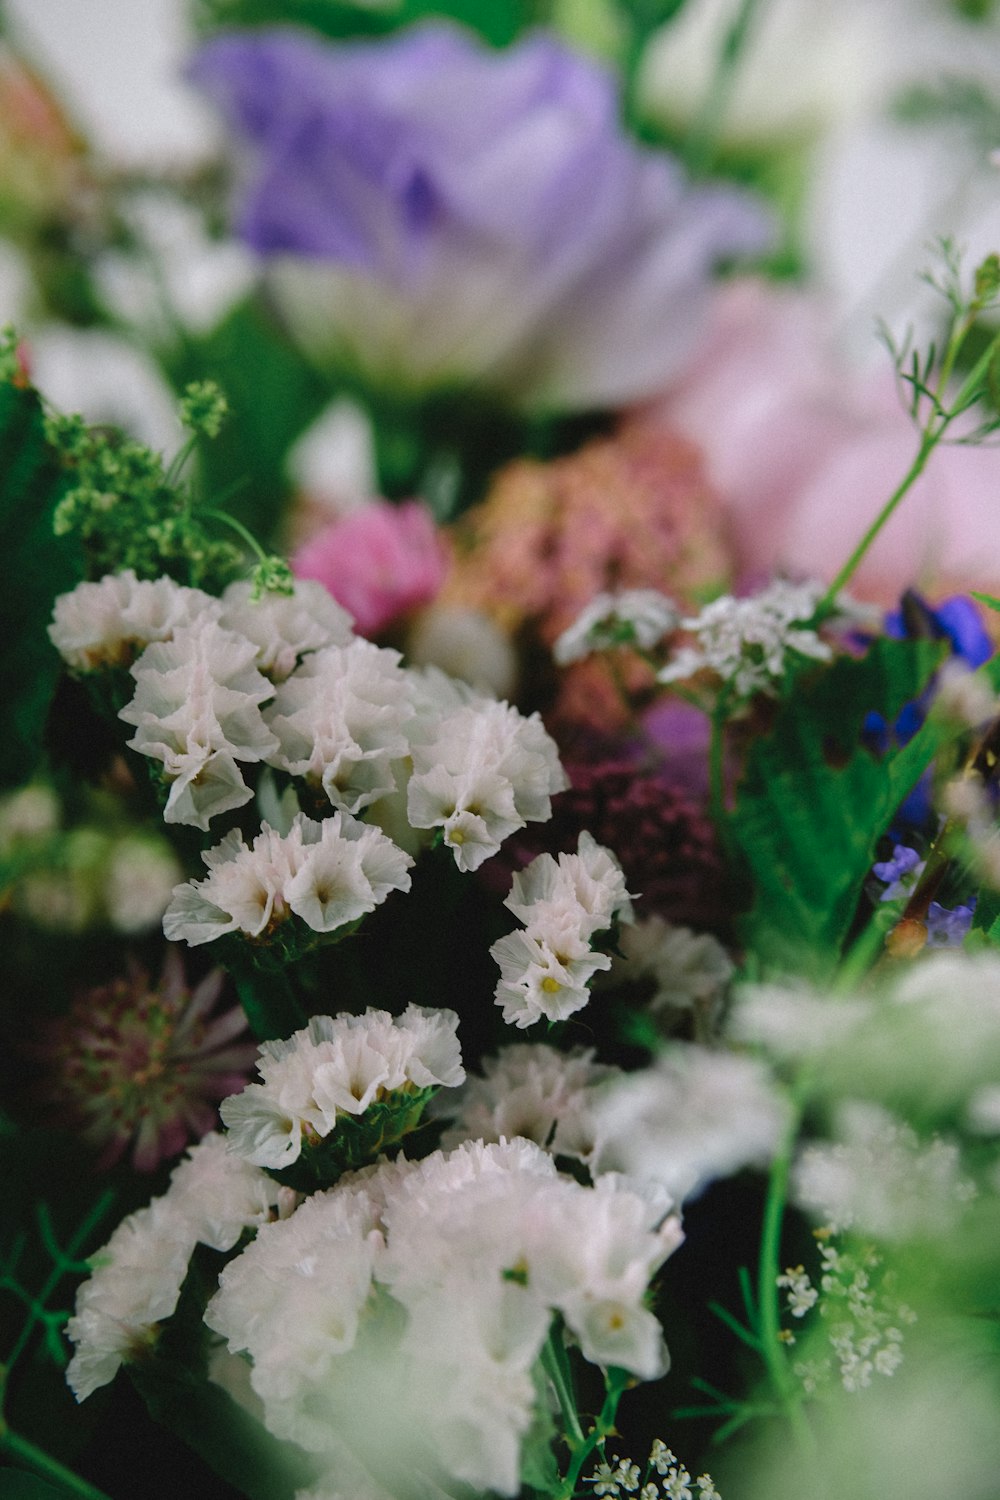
top-left (407, 698), bottom-right (568, 871)
top-left (204, 1138), bottom-right (681, 1497)
top-left (119, 616), bottom-right (279, 830)
top-left (590, 1044), bottom-right (790, 1204)
top-left (439, 1042), bottom-right (618, 1162)
top-left (221, 1006), bottom-right (465, 1169)
top-left (491, 833), bottom-right (634, 1028)
top-left (66, 1134), bottom-right (279, 1402)
top-left (162, 810), bottom-right (412, 946)
top-left (264, 640), bottom-right (414, 814)
top-left (218, 577), bottom-right (355, 681)
top-left (586, 1441), bottom-right (720, 1500)
top-left (792, 1101), bottom-right (977, 1240)
top-left (48, 569), bottom-right (217, 671)
top-left (776, 1263), bottom-right (820, 1318)
top-left (605, 917), bottom-right (734, 1039)
top-left (657, 579), bottom-right (830, 698)
top-left (553, 589), bottom-right (680, 666)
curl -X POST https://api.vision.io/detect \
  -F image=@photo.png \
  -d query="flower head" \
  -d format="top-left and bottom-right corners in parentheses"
top-left (191, 26), bottom-right (769, 412)
top-left (38, 948), bottom-right (257, 1171)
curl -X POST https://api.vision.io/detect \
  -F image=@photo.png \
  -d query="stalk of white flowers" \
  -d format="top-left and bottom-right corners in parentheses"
top-left (437, 1042), bottom-right (617, 1163)
top-left (491, 832), bottom-right (634, 1027)
top-left (264, 639), bottom-right (414, 815)
top-left (218, 577), bottom-right (355, 681)
top-left (66, 1133), bottom-right (280, 1402)
top-left (162, 809), bottom-right (412, 948)
top-left (407, 697), bottom-right (568, 871)
top-left (657, 578), bottom-right (831, 699)
top-left (48, 568), bottom-right (218, 672)
top-left (221, 1006), bottom-right (465, 1171)
top-left (552, 588), bottom-right (680, 666)
top-left (119, 616), bottom-right (280, 830)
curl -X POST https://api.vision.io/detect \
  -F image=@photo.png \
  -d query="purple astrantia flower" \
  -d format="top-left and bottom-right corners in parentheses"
top-left (189, 24), bottom-right (771, 411)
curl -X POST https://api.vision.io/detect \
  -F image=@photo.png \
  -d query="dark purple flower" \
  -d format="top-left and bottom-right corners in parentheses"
top-left (189, 24), bottom-right (771, 410)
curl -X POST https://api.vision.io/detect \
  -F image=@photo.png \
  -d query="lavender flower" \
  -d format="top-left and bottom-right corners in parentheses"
top-left (190, 24), bottom-right (770, 411)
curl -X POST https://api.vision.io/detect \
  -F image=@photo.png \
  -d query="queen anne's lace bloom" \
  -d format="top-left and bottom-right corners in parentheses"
top-left (658, 579), bottom-right (830, 698)
top-left (162, 810), bottom-right (413, 947)
top-left (221, 1006), bottom-right (465, 1169)
top-left (119, 616), bottom-right (279, 830)
top-left (492, 833), bottom-right (634, 1027)
top-left (553, 588), bottom-right (680, 665)
top-left (218, 577), bottom-right (355, 681)
top-left (265, 639), bottom-right (414, 814)
top-left (407, 698), bottom-right (568, 871)
top-left (49, 568), bottom-right (217, 671)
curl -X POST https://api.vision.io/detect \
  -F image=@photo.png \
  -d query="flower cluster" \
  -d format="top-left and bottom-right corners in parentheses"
top-left (491, 833), bottom-right (633, 1027)
top-left (553, 589), bottom-right (680, 666)
top-left (221, 1006), bottom-right (464, 1170)
top-left (585, 1440), bottom-right (720, 1499)
top-left (163, 811), bottom-right (413, 949)
top-left (658, 579), bottom-right (831, 699)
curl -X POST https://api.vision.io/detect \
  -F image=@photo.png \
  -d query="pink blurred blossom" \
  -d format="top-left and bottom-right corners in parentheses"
top-left (639, 277), bottom-right (1000, 605)
top-left (293, 498), bottom-right (449, 637)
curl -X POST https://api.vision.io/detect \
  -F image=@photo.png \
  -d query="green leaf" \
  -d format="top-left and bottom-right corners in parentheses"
top-left (0, 1472), bottom-right (83, 1500)
top-left (0, 380), bottom-right (80, 789)
top-left (730, 638), bottom-right (948, 979)
top-left (971, 589), bottom-right (1000, 613)
top-left (191, 0), bottom-right (533, 46)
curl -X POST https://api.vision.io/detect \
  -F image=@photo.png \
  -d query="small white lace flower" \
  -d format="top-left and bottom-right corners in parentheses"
top-left (658, 579), bottom-right (829, 698)
top-left (49, 569), bottom-right (217, 671)
top-left (162, 810), bottom-right (412, 947)
top-left (265, 639), bottom-right (413, 814)
top-left (553, 589), bottom-right (680, 665)
top-left (407, 698), bottom-right (568, 871)
top-left (120, 616), bottom-right (279, 830)
top-left (219, 577), bottom-right (355, 681)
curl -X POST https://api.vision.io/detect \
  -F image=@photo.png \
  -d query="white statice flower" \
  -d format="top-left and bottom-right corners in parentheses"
top-left (658, 579), bottom-right (830, 698)
top-left (48, 568), bottom-right (218, 672)
top-left (727, 980), bottom-right (872, 1061)
top-left (491, 834), bottom-right (634, 1027)
top-left (591, 1044), bottom-right (790, 1203)
top-left (438, 1043), bottom-right (618, 1163)
top-left (218, 577), bottom-right (355, 681)
top-left (407, 697), bottom-right (568, 872)
top-left (163, 811), bottom-right (412, 948)
top-left (604, 917), bottom-right (734, 1039)
top-left (119, 616), bottom-right (279, 830)
top-left (66, 1133), bottom-right (279, 1402)
top-left (793, 1101), bottom-right (976, 1240)
top-left (221, 1006), bottom-right (464, 1169)
top-left (265, 639), bottom-right (414, 814)
top-left (553, 589), bottom-right (680, 666)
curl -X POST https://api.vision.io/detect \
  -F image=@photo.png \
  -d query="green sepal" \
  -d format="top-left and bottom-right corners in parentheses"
top-left (265, 1087), bottom-right (440, 1193)
top-left (730, 637), bottom-right (949, 979)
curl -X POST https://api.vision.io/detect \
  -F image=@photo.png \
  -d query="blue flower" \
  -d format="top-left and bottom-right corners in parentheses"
top-left (190, 24), bottom-right (771, 411)
top-left (925, 899), bottom-right (976, 948)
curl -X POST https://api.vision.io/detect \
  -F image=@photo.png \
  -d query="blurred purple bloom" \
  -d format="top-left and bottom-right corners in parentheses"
top-left (926, 899), bottom-right (976, 948)
top-left (189, 24), bottom-right (771, 410)
top-left (872, 844), bottom-right (924, 901)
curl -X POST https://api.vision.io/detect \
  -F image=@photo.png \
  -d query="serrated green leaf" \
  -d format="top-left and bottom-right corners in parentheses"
top-left (731, 638), bottom-right (948, 979)
top-left (0, 380), bottom-right (80, 789)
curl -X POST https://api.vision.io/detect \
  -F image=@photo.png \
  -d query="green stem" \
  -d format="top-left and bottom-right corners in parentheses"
top-left (2, 1428), bottom-right (113, 1500)
top-left (757, 1092), bottom-right (814, 1454)
top-left (200, 507), bottom-right (268, 566)
top-left (4, 1190), bottom-right (116, 1375)
top-left (682, 0), bottom-right (764, 176)
top-left (556, 1369), bottom-right (630, 1500)
top-left (541, 1329), bottom-right (585, 1446)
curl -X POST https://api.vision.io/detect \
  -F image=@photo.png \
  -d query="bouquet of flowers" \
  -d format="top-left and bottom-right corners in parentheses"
top-left (3, 3), bottom-right (1000, 1498)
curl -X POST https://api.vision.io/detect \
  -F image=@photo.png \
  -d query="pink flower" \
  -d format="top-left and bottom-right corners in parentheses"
top-left (640, 277), bottom-right (1000, 604)
top-left (37, 948), bottom-right (257, 1172)
top-left (293, 498), bottom-right (449, 637)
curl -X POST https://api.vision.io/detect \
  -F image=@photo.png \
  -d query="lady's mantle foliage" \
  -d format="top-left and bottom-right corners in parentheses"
top-left (190, 24), bottom-right (770, 409)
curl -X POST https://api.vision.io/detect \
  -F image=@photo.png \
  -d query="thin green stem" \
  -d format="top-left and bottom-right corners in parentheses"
top-left (682, 0), bottom-right (764, 176)
top-left (4, 1190), bottom-right (115, 1376)
top-left (542, 1329), bottom-right (585, 1446)
top-left (1, 1428), bottom-right (113, 1500)
top-left (556, 1370), bottom-right (630, 1500)
top-left (200, 506), bottom-right (268, 565)
top-left (756, 1090), bottom-right (815, 1455)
